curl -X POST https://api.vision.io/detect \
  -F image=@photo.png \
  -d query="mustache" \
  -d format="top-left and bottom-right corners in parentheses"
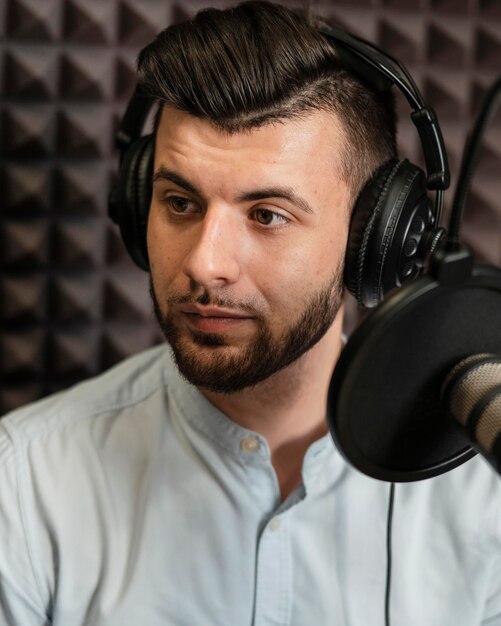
top-left (164, 290), bottom-right (262, 316)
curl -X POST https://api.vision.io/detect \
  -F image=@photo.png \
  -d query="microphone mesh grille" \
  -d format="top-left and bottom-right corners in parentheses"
top-left (445, 353), bottom-right (493, 387)
top-left (477, 396), bottom-right (501, 453)
top-left (449, 358), bottom-right (501, 454)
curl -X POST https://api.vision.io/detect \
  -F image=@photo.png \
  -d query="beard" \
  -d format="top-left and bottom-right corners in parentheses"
top-left (150, 266), bottom-right (344, 394)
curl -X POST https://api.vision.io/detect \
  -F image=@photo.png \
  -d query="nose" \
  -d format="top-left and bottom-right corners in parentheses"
top-left (182, 205), bottom-right (241, 290)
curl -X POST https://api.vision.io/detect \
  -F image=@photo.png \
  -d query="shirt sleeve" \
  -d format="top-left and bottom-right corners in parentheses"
top-left (0, 422), bottom-right (49, 626)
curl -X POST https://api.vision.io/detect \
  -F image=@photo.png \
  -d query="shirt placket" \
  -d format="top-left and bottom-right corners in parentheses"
top-left (253, 512), bottom-right (292, 626)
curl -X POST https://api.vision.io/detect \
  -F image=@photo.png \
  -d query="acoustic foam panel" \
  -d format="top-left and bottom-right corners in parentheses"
top-left (1, 0), bottom-right (500, 412)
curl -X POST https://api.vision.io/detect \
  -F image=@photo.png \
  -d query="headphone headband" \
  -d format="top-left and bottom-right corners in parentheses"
top-left (114, 88), bottom-right (152, 154)
top-left (319, 25), bottom-right (450, 194)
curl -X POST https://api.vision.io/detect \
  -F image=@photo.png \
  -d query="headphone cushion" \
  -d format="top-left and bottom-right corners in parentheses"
top-left (345, 158), bottom-right (426, 308)
top-left (116, 134), bottom-right (154, 271)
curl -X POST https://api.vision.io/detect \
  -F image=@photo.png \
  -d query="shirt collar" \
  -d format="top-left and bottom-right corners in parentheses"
top-left (162, 346), bottom-right (347, 487)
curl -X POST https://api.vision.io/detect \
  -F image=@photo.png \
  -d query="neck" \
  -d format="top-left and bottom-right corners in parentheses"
top-left (200, 308), bottom-right (344, 500)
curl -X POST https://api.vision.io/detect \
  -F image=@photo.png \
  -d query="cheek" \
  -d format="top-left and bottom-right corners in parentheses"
top-left (316, 213), bottom-right (350, 276)
top-left (146, 210), bottom-right (179, 288)
top-left (147, 203), bottom-right (186, 264)
top-left (285, 225), bottom-right (348, 281)
top-left (253, 231), bottom-right (346, 311)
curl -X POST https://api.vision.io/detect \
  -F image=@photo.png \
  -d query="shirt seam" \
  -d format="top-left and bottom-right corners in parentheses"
top-left (4, 382), bottom-right (167, 445)
top-left (1, 421), bottom-right (50, 621)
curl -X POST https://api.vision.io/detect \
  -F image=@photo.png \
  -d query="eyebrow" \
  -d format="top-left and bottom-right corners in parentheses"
top-left (152, 167), bottom-right (199, 195)
top-left (152, 165), bottom-right (315, 215)
top-left (236, 188), bottom-right (314, 215)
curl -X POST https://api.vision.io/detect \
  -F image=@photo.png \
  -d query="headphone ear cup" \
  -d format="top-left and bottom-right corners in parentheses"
top-left (345, 158), bottom-right (433, 308)
top-left (110, 134), bottom-right (154, 271)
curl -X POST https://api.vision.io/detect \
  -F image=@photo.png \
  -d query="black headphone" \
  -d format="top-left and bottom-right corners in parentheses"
top-left (109, 24), bottom-right (450, 309)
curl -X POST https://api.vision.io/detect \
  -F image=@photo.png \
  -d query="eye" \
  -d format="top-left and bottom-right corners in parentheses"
top-left (253, 209), bottom-right (289, 226)
top-left (164, 196), bottom-right (199, 214)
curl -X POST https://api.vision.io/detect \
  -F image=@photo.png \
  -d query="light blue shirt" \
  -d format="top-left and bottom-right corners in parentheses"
top-left (1, 344), bottom-right (501, 626)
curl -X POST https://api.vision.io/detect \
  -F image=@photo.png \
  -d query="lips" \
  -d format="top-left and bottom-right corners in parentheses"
top-left (179, 304), bottom-right (251, 319)
top-left (178, 305), bottom-right (253, 332)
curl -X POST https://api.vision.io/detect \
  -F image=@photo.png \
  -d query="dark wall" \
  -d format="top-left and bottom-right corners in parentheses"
top-left (1, 0), bottom-right (501, 413)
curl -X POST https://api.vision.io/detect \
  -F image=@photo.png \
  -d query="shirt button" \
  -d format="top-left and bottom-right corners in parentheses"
top-left (240, 435), bottom-right (260, 453)
top-left (269, 517), bottom-right (281, 532)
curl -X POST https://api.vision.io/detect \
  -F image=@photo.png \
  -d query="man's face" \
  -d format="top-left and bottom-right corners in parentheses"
top-left (147, 106), bottom-right (351, 393)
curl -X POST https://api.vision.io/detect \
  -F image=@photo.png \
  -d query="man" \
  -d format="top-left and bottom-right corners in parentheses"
top-left (0, 2), bottom-right (500, 625)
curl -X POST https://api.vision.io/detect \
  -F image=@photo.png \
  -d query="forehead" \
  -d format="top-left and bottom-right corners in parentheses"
top-left (154, 105), bottom-right (347, 187)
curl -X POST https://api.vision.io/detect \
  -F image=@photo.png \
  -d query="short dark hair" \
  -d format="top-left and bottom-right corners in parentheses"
top-left (137, 0), bottom-right (397, 201)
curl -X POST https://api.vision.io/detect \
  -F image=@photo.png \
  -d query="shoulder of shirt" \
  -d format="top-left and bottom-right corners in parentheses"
top-left (432, 455), bottom-right (501, 504)
top-left (398, 454), bottom-right (501, 546)
top-left (0, 344), bottom-right (176, 445)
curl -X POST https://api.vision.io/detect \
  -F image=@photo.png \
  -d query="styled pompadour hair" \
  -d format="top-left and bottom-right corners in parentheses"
top-left (137, 0), bottom-right (397, 201)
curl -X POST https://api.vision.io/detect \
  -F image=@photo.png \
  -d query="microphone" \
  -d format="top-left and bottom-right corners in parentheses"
top-left (327, 245), bottom-right (501, 482)
top-left (328, 78), bottom-right (501, 482)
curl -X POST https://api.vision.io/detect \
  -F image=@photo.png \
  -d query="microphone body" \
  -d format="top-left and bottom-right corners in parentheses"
top-left (443, 355), bottom-right (501, 476)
